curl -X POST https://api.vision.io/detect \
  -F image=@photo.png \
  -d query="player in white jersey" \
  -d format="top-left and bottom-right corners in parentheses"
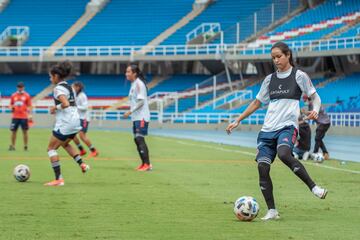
top-left (226, 42), bottom-right (327, 220)
top-left (123, 64), bottom-right (152, 171)
top-left (45, 61), bottom-right (90, 187)
top-left (72, 81), bottom-right (99, 157)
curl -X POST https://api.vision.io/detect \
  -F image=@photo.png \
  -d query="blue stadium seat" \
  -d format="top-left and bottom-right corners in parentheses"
top-left (0, 0), bottom-right (88, 46)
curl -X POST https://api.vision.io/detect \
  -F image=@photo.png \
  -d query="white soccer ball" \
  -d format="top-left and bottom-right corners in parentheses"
top-left (13, 164), bottom-right (31, 182)
top-left (312, 153), bottom-right (324, 163)
top-left (233, 196), bottom-right (260, 221)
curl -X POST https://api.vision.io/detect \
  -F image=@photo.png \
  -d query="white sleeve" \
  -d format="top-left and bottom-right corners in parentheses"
top-left (256, 74), bottom-right (271, 104)
top-left (296, 70), bottom-right (316, 97)
top-left (77, 93), bottom-right (88, 111)
top-left (54, 85), bottom-right (69, 100)
top-left (136, 81), bottom-right (147, 100)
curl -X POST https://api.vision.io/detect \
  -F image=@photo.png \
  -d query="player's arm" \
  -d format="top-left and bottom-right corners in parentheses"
top-left (297, 71), bottom-right (320, 120)
top-left (226, 99), bottom-right (261, 134)
top-left (9, 96), bottom-right (14, 112)
top-left (50, 94), bottom-right (70, 114)
top-left (306, 92), bottom-right (321, 120)
top-left (27, 96), bottom-right (33, 120)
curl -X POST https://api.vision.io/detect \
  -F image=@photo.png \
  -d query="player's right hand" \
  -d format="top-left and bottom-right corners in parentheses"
top-left (226, 121), bottom-right (239, 135)
top-left (50, 106), bottom-right (56, 114)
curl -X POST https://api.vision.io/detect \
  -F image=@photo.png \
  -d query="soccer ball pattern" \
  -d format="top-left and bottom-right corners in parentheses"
top-left (13, 164), bottom-right (31, 182)
top-left (234, 196), bottom-right (260, 221)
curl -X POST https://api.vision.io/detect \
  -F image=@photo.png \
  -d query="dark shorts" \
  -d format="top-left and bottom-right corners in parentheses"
top-left (80, 119), bottom-right (89, 133)
top-left (10, 118), bottom-right (28, 131)
top-left (52, 130), bottom-right (77, 142)
top-left (256, 126), bottom-right (298, 164)
top-left (133, 120), bottom-right (149, 136)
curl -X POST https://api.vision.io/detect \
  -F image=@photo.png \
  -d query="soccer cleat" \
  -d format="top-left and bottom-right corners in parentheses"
top-left (261, 209), bottom-right (280, 221)
top-left (24, 146), bottom-right (28, 151)
top-left (8, 145), bottom-right (15, 151)
top-left (44, 179), bottom-right (65, 186)
top-left (79, 149), bottom-right (87, 156)
top-left (80, 163), bottom-right (90, 173)
top-left (135, 164), bottom-right (144, 170)
top-left (138, 163), bottom-right (152, 171)
top-left (312, 186), bottom-right (328, 199)
top-left (89, 150), bottom-right (99, 157)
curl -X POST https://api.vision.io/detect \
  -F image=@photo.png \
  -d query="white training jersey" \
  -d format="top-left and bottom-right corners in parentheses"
top-left (53, 81), bottom-right (81, 135)
top-left (76, 91), bottom-right (90, 121)
top-left (129, 78), bottom-right (150, 122)
top-left (256, 67), bottom-right (316, 132)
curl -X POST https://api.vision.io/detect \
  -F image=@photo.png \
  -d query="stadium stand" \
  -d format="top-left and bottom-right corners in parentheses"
top-left (162, 0), bottom-right (272, 45)
top-left (68, 0), bottom-right (195, 46)
top-left (0, 0), bottom-right (88, 46)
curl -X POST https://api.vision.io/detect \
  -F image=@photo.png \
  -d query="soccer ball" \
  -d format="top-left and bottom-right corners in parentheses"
top-left (233, 196), bottom-right (260, 221)
top-left (13, 164), bottom-right (31, 182)
top-left (311, 153), bottom-right (324, 163)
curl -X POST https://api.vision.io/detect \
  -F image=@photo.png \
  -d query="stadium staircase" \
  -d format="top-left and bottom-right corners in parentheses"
top-left (45, 0), bottom-right (109, 56)
top-left (137, 1), bottom-right (210, 54)
top-left (31, 84), bottom-right (54, 105)
top-left (323, 18), bottom-right (360, 39)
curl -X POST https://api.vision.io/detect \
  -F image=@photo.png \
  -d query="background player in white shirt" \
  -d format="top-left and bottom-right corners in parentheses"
top-left (123, 64), bottom-right (152, 171)
top-left (45, 61), bottom-right (90, 186)
top-left (72, 81), bottom-right (99, 157)
top-left (226, 42), bottom-right (327, 220)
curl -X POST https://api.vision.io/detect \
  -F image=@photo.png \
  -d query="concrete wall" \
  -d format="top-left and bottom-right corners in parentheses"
top-left (1, 113), bottom-right (359, 136)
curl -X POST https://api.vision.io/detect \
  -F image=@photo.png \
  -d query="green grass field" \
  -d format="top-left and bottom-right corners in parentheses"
top-left (0, 128), bottom-right (359, 240)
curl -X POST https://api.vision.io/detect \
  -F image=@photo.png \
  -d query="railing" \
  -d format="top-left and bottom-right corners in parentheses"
top-left (1, 106), bottom-right (359, 127)
top-left (213, 90), bottom-right (253, 109)
top-left (0, 26), bottom-right (29, 45)
top-left (0, 37), bottom-right (358, 59)
top-left (186, 23), bottom-right (221, 43)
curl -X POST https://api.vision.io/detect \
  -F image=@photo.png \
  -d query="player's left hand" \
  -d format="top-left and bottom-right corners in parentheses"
top-left (123, 111), bottom-right (131, 119)
top-left (305, 110), bottom-right (318, 120)
top-left (50, 106), bottom-right (56, 114)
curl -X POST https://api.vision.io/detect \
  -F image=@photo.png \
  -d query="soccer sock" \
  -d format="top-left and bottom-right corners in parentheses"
top-left (258, 162), bottom-right (275, 209)
top-left (89, 145), bottom-right (96, 152)
top-left (134, 136), bottom-right (150, 165)
top-left (77, 144), bottom-right (84, 151)
top-left (51, 161), bottom-right (62, 180)
top-left (277, 146), bottom-right (316, 190)
top-left (73, 154), bottom-right (83, 165)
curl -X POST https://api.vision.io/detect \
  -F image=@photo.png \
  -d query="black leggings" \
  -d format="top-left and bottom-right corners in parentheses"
top-left (314, 123), bottom-right (330, 154)
top-left (258, 145), bottom-right (316, 209)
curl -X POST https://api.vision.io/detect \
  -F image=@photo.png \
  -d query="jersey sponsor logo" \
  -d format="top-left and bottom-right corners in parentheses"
top-left (282, 137), bottom-right (289, 143)
top-left (270, 89), bottom-right (290, 95)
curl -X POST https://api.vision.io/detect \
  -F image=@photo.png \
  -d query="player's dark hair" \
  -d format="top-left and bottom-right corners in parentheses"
top-left (128, 64), bottom-right (147, 91)
top-left (50, 61), bottom-right (73, 80)
top-left (271, 41), bottom-right (295, 67)
top-left (73, 81), bottom-right (84, 96)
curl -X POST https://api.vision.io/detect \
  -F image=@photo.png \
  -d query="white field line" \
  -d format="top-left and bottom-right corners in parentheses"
top-left (176, 140), bottom-right (360, 174)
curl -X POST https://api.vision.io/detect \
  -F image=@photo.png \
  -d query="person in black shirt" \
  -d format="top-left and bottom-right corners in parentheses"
top-left (293, 114), bottom-right (311, 160)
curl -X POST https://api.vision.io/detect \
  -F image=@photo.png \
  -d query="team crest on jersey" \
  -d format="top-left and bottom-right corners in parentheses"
top-left (283, 137), bottom-right (289, 142)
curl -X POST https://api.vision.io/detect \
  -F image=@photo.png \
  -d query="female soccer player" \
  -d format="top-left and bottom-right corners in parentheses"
top-left (45, 61), bottom-right (90, 186)
top-left (72, 81), bottom-right (99, 157)
top-left (123, 64), bottom-right (152, 171)
top-left (226, 42), bottom-right (327, 220)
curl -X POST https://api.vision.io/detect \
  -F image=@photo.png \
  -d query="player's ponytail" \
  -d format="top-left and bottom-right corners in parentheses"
top-left (128, 64), bottom-right (148, 92)
top-left (271, 42), bottom-right (295, 67)
top-left (50, 60), bottom-right (73, 80)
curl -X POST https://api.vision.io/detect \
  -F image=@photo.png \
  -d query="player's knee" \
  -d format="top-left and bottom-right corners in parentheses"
top-left (47, 149), bottom-right (58, 158)
top-left (277, 145), bottom-right (291, 161)
top-left (258, 162), bottom-right (270, 177)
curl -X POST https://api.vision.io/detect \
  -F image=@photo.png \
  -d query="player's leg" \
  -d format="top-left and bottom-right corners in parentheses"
top-left (73, 135), bottom-right (86, 156)
top-left (62, 134), bottom-right (90, 173)
top-left (9, 119), bottom-right (19, 150)
top-left (277, 127), bottom-right (327, 199)
top-left (133, 120), bottom-right (151, 171)
top-left (21, 119), bottom-right (29, 151)
top-left (313, 125), bottom-right (322, 153)
top-left (79, 130), bottom-right (98, 157)
top-left (319, 124), bottom-right (330, 159)
top-left (44, 134), bottom-right (65, 186)
top-left (256, 131), bottom-right (279, 220)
